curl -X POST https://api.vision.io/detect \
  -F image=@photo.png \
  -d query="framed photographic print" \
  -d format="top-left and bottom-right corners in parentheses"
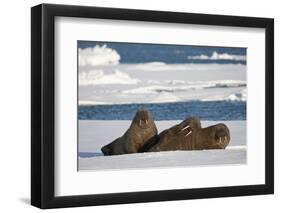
top-left (31, 3), bottom-right (274, 209)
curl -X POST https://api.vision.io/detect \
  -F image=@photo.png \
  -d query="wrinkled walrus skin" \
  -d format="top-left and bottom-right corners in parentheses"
top-left (101, 108), bottom-right (158, 156)
top-left (147, 117), bottom-right (230, 152)
top-left (143, 117), bottom-right (201, 152)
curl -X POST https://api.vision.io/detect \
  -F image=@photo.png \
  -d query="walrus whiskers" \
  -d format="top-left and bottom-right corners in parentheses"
top-left (181, 125), bottom-right (190, 131)
top-left (185, 130), bottom-right (192, 137)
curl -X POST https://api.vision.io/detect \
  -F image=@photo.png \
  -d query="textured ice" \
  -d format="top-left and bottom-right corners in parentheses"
top-left (188, 51), bottom-right (246, 61)
top-left (79, 64), bottom-right (246, 105)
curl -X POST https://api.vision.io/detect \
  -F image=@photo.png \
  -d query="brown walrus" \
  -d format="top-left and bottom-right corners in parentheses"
top-left (101, 108), bottom-right (158, 155)
top-left (147, 117), bottom-right (230, 152)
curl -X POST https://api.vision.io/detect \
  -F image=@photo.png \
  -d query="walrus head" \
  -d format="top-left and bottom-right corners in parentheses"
top-left (178, 117), bottom-right (202, 134)
top-left (194, 123), bottom-right (230, 150)
top-left (132, 108), bottom-right (154, 129)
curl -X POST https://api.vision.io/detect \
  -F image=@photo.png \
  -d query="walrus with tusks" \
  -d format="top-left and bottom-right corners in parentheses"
top-left (147, 117), bottom-right (230, 152)
top-left (101, 108), bottom-right (158, 156)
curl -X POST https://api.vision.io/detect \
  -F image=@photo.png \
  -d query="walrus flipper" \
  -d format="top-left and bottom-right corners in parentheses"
top-left (101, 137), bottom-right (123, 156)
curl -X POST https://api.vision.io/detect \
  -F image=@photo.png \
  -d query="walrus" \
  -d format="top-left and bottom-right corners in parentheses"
top-left (101, 108), bottom-right (158, 155)
top-left (147, 117), bottom-right (230, 152)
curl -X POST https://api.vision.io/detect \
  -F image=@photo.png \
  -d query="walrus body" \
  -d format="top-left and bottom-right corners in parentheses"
top-left (101, 109), bottom-right (158, 155)
top-left (147, 117), bottom-right (230, 152)
top-left (144, 117), bottom-right (201, 152)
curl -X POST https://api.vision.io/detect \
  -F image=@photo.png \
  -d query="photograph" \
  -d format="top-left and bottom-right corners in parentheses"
top-left (30, 3), bottom-right (274, 209)
top-left (78, 41), bottom-right (247, 171)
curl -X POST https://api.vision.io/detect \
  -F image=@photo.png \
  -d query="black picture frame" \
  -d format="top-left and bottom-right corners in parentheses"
top-left (31, 3), bottom-right (274, 209)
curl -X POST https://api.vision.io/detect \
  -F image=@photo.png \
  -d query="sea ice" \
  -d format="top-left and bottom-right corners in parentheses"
top-left (78, 120), bottom-right (246, 171)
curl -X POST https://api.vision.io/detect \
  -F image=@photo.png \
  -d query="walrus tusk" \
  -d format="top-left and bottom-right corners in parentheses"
top-left (145, 120), bottom-right (148, 124)
top-left (225, 136), bottom-right (227, 142)
top-left (185, 130), bottom-right (192, 137)
top-left (182, 125), bottom-right (190, 131)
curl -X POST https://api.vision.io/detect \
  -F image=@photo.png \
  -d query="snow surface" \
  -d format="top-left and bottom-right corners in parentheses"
top-left (78, 120), bottom-right (246, 171)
